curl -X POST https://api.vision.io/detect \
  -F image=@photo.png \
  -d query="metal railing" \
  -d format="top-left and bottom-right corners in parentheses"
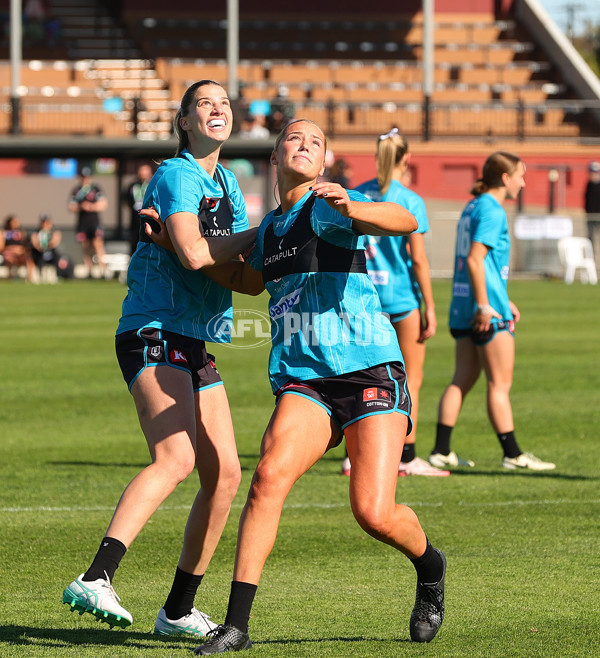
top-left (2, 96), bottom-right (600, 141)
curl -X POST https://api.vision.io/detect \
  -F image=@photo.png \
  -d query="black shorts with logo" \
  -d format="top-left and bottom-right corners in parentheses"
top-left (451, 319), bottom-right (515, 346)
top-left (115, 327), bottom-right (223, 392)
top-left (275, 362), bottom-right (412, 443)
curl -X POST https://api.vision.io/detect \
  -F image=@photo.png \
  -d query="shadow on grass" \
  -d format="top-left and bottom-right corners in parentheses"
top-left (50, 459), bottom-right (261, 474)
top-left (446, 469), bottom-right (598, 481)
top-left (256, 636), bottom-right (412, 646)
top-left (49, 460), bottom-right (599, 481)
top-left (0, 624), bottom-right (198, 649)
top-left (0, 625), bottom-right (411, 649)
top-left (49, 461), bottom-right (149, 469)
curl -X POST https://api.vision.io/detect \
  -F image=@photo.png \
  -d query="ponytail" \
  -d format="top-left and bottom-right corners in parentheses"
top-left (376, 128), bottom-right (409, 195)
top-left (471, 151), bottom-right (521, 196)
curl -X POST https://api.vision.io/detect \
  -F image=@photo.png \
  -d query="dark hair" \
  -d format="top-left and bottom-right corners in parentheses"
top-left (4, 214), bottom-right (18, 229)
top-left (471, 151), bottom-right (521, 196)
top-left (173, 80), bottom-right (225, 156)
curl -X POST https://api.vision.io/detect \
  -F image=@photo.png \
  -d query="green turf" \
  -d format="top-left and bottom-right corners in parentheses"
top-left (0, 278), bottom-right (598, 657)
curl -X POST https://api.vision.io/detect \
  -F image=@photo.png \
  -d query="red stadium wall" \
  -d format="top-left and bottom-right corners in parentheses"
top-left (344, 151), bottom-right (592, 211)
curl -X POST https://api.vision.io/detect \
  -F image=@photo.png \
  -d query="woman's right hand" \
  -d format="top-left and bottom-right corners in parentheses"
top-left (471, 304), bottom-right (501, 333)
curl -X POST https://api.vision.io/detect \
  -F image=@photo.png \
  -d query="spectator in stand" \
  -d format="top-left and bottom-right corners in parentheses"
top-left (23, 0), bottom-right (46, 41)
top-left (584, 160), bottom-right (600, 259)
top-left (0, 214), bottom-right (37, 282)
top-left (124, 163), bottom-right (153, 255)
top-left (68, 167), bottom-right (107, 278)
top-left (30, 213), bottom-right (62, 280)
top-left (267, 86), bottom-right (294, 133)
top-left (238, 114), bottom-right (270, 140)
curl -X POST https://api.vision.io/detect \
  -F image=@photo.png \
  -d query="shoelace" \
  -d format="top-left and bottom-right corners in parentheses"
top-left (102, 570), bottom-right (122, 602)
top-left (414, 583), bottom-right (442, 621)
top-left (205, 624), bottom-right (225, 640)
top-left (190, 608), bottom-right (213, 623)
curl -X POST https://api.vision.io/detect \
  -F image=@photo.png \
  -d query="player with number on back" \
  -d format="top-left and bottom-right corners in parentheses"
top-left (428, 151), bottom-right (555, 472)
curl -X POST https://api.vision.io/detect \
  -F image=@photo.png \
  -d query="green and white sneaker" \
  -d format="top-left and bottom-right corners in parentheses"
top-left (154, 606), bottom-right (217, 637)
top-left (428, 451), bottom-right (475, 469)
top-left (502, 452), bottom-right (556, 471)
top-left (62, 573), bottom-right (132, 628)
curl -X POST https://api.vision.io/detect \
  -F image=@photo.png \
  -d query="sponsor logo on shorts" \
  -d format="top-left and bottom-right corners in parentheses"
top-left (170, 349), bottom-right (188, 364)
top-left (363, 387), bottom-right (390, 402)
top-left (149, 346), bottom-right (161, 358)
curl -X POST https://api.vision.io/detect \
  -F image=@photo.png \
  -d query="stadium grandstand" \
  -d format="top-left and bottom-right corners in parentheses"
top-left (0, 0), bottom-right (599, 276)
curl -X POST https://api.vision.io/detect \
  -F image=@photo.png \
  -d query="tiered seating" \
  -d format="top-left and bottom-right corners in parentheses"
top-left (0, 9), bottom-right (588, 140)
top-left (0, 59), bottom-right (178, 139)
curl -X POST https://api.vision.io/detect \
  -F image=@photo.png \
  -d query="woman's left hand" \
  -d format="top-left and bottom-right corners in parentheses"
top-left (419, 306), bottom-right (437, 342)
top-left (509, 300), bottom-right (520, 323)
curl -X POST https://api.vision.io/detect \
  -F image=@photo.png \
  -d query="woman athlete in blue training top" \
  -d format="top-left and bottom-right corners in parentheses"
top-left (342, 128), bottom-right (446, 478)
top-left (429, 151), bottom-right (555, 472)
top-left (63, 80), bottom-right (258, 637)
top-left (189, 119), bottom-right (447, 654)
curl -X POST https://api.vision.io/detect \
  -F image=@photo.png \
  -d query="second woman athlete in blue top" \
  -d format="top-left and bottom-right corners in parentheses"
top-left (63, 80), bottom-right (259, 638)
top-left (343, 128), bottom-right (447, 477)
top-left (193, 119), bottom-right (447, 654)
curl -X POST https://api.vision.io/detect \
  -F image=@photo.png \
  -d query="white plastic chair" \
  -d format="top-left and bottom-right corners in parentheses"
top-left (557, 237), bottom-right (598, 284)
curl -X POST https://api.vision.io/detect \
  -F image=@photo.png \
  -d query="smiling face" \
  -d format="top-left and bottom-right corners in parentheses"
top-left (179, 83), bottom-right (233, 145)
top-left (272, 120), bottom-right (326, 181)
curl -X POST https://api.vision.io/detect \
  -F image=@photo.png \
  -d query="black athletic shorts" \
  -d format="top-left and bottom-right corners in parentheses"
top-left (76, 216), bottom-right (104, 242)
top-left (451, 319), bottom-right (515, 346)
top-left (115, 327), bottom-right (223, 392)
top-left (275, 362), bottom-right (412, 442)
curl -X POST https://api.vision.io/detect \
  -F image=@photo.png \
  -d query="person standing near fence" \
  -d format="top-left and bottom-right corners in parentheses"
top-left (124, 163), bottom-right (153, 255)
top-left (68, 167), bottom-right (107, 278)
top-left (62, 80), bottom-right (258, 638)
top-left (429, 151), bottom-right (555, 472)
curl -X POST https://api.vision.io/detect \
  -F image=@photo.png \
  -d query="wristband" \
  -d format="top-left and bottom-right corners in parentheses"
top-left (476, 304), bottom-right (495, 315)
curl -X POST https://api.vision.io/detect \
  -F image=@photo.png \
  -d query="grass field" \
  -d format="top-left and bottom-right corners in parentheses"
top-left (0, 278), bottom-right (598, 657)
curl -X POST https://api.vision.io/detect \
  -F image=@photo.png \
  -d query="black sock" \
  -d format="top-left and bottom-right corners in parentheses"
top-left (433, 423), bottom-right (453, 455)
top-left (82, 536), bottom-right (127, 583)
top-left (224, 581), bottom-right (258, 634)
top-left (401, 443), bottom-right (416, 463)
top-left (163, 567), bottom-right (204, 620)
top-left (410, 540), bottom-right (444, 584)
top-left (497, 431), bottom-right (521, 459)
